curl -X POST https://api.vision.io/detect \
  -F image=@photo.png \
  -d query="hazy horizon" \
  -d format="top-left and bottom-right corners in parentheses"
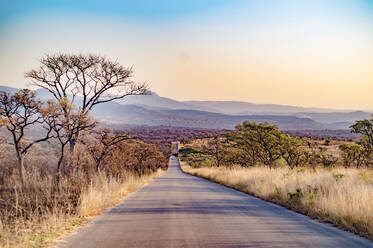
top-left (1, 83), bottom-right (370, 113)
top-left (1, 0), bottom-right (372, 110)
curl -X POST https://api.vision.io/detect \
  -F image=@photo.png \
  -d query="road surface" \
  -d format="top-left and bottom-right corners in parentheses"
top-left (57, 156), bottom-right (373, 248)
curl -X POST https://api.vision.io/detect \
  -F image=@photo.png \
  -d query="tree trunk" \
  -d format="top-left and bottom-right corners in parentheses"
top-left (69, 129), bottom-right (80, 152)
top-left (12, 133), bottom-right (24, 183)
top-left (56, 145), bottom-right (65, 185)
top-left (16, 154), bottom-right (24, 184)
top-left (96, 160), bottom-right (101, 172)
top-left (13, 140), bottom-right (24, 184)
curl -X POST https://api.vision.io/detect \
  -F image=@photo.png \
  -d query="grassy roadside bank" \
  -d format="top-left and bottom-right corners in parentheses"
top-left (181, 162), bottom-right (373, 240)
top-left (0, 169), bottom-right (166, 248)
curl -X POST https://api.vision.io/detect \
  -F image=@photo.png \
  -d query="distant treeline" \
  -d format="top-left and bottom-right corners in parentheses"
top-left (286, 129), bottom-right (360, 141)
top-left (180, 117), bottom-right (373, 169)
top-left (109, 124), bottom-right (361, 143)
top-left (124, 127), bottom-right (228, 143)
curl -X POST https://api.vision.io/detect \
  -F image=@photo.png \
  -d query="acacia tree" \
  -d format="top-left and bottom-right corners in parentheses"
top-left (25, 53), bottom-right (148, 151)
top-left (351, 116), bottom-right (373, 147)
top-left (0, 89), bottom-right (55, 182)
top-left (203, 136), bottom-right (225, 167)
top-left (350, 116), bottom-right (373, 166)
top-left (281, 134), bottom-right (307, 169)
top-left (82, 128), bottom-right (131, 171)
top-left (42, 99), bottom-right (94, 183)
top-left (231, 122), bottom-right (283, 167)
top-left (226, 129), bottom-right (260, 167)
top-left (339, 143), bottom-right (364, 168)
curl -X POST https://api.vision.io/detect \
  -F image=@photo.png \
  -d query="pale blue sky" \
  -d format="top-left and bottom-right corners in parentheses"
top-left (0, 0), bottom-right (239, 25)
top-left (0, 0), bottom-right (372, 109)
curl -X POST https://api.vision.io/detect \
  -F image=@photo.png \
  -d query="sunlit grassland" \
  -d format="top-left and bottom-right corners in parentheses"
top-left (181, 162), bottom-right (373, 240)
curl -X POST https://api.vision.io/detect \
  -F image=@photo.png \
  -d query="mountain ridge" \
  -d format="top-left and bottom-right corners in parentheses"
top-left (183, 100), bottom-right (346, 115)
top-left (1, 85), bottom-right (371, 130)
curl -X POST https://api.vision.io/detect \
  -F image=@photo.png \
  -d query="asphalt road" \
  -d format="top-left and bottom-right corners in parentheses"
top-left (57, 156), bottom-right (373, 248)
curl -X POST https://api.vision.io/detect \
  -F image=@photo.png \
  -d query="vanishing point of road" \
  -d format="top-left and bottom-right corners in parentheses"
top-left (57, 156), bottom-right (373, 248)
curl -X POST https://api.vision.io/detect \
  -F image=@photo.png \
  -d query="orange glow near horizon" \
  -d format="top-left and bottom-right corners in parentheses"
top-left (0, 1), bottom-right (372, 110)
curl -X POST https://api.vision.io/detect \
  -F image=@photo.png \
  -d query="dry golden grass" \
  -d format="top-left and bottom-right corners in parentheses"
top-left (181, 162), bottom-right (373, 240)
top-left (79, 169), bottom-right (165, 217)
top-left (0, 169), bottom-right (165, 248)
top-left (0, 135), bottom-right (168, 248)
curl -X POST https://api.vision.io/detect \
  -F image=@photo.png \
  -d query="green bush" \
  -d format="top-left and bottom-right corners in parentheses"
top-left (179, 147), bottom-right (201, 157)
top-left (287, 188), bottom-right (303, 206)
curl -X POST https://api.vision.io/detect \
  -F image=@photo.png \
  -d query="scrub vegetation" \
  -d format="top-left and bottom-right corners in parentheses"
top-left (180, 116), bottom-right (373, 239)
top-left (0, 53), bottom-right (169, 247)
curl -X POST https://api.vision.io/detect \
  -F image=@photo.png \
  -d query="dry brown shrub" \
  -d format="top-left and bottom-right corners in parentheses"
top-left (0, 133), bottom-right (169, 247)
top-left (108, 140), bottom-right (168, 177)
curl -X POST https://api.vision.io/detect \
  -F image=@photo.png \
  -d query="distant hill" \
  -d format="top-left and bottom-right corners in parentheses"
top-left (295, 111), bottom-right (371, 124)
top-left (115, 91), bottom-right (213, 111)
top-left (0, 86), bottom-right (19, 94)
top-left (184, 101), bottom-right (346, 115)
top-left (1, 85), bottom-right (371, 130)
top-left (114, 91), bottom-right (348, 115)
top-left (91, 102), bottom-right (321, 130)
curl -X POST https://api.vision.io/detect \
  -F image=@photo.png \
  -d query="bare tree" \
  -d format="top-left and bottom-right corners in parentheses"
top-left (0, 89), bottom-right (54, 182)
top-left (41, 100), bottom-right (95, 183)
top-left (82, 128), bottom-right (131, 171)
top-left (25, 53), bottom-right (148, 151)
